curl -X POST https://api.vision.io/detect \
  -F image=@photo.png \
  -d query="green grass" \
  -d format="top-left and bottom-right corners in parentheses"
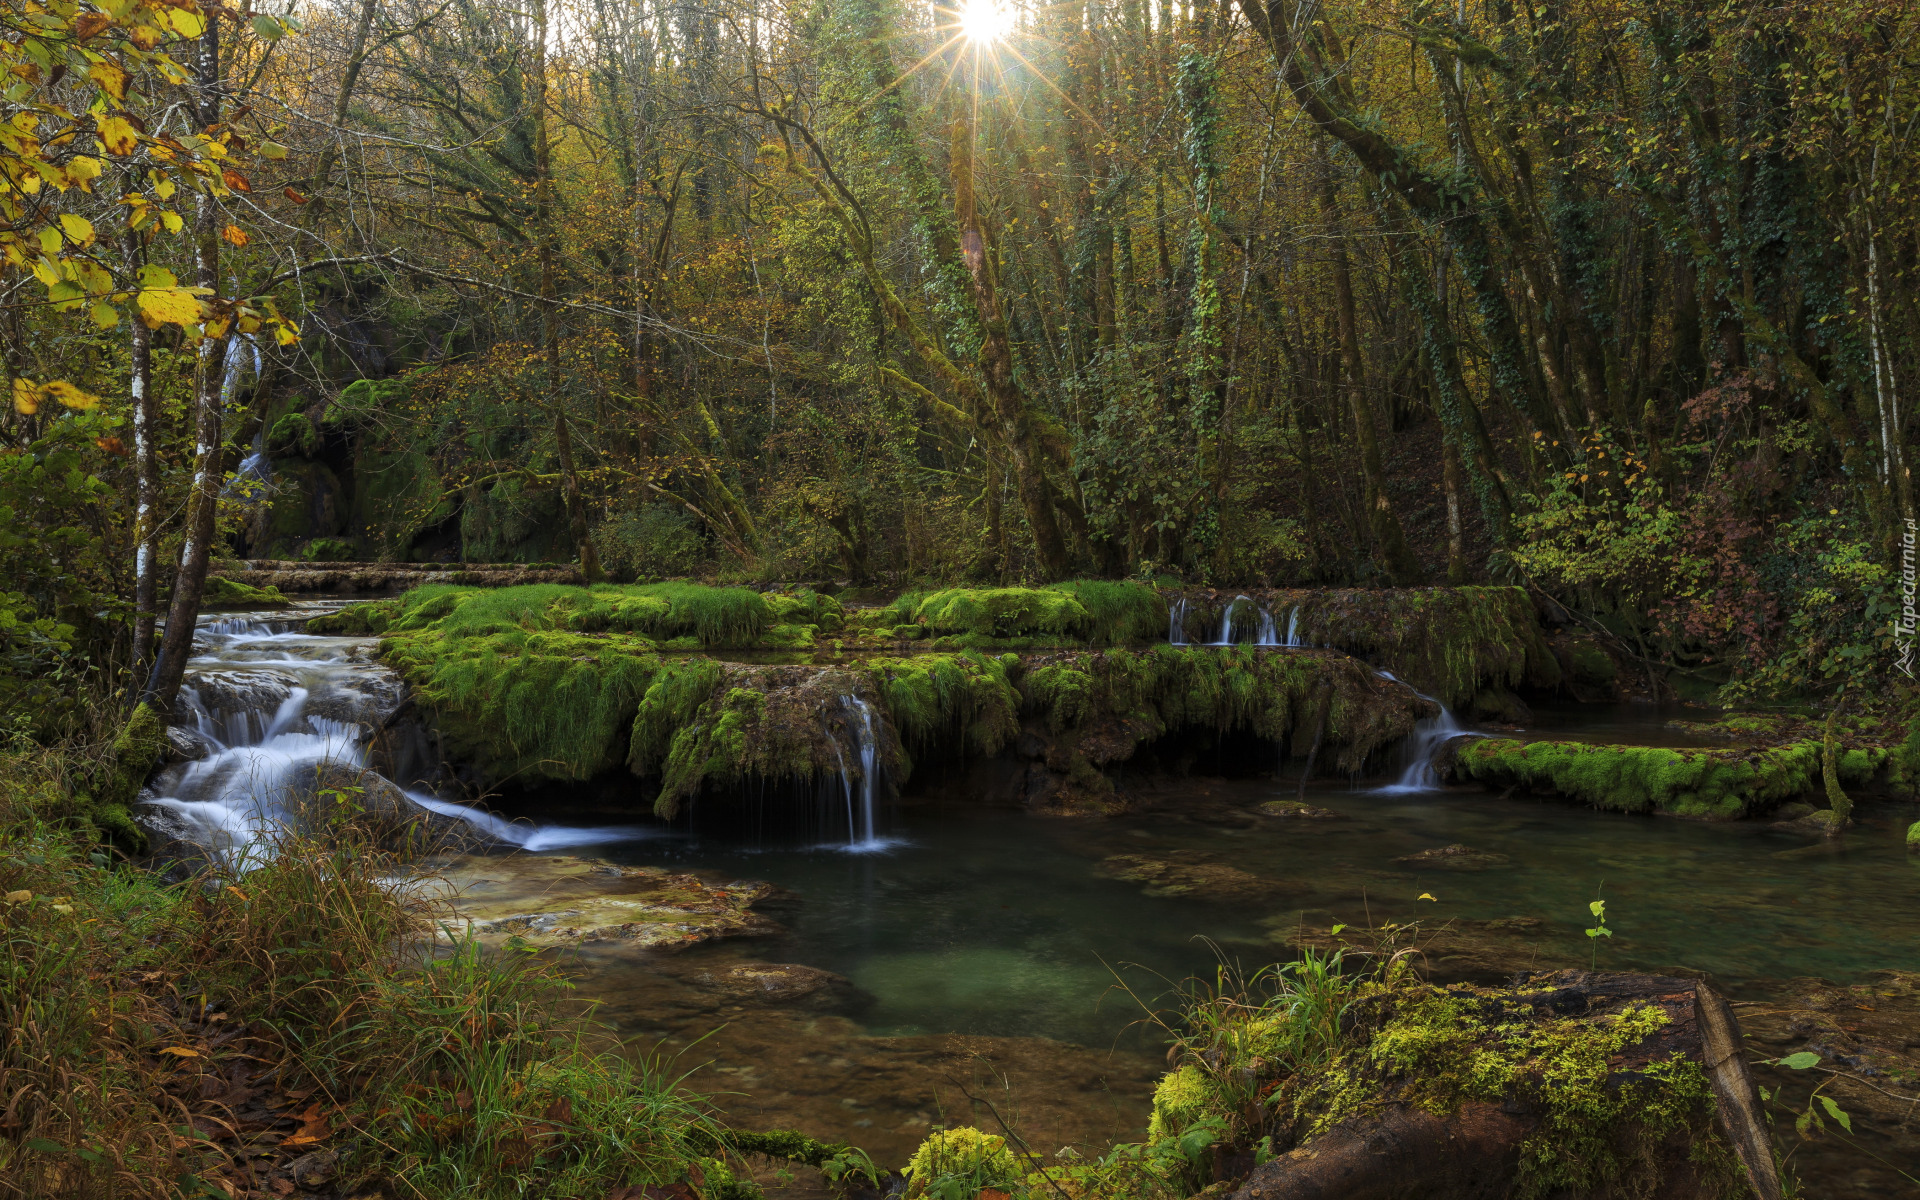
top-left (0, 754), bottom-right (745, 1199)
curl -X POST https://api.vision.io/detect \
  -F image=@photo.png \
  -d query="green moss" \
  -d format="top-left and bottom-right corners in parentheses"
top-left (82, 703), bottom-right (166, 849)
top-left (1450, 737), bottom-right (1857, 819)
top-left (1251, 586), bottom-right (1558, 708)
top-left (882, 580), bottom-right (1165, 646)
top-left (904, 1128), bottom-right (1022, 1192)
top-left (1146, 1064), bottom-right (1210, 1140)
top-left (867, 652), bottom-right (1020, 756)
top-left (764, 589), bottom-right (845, 633)
top-left (266, 412), bottom-right (318, 458)
top-left (628, 658), bottom-right (726, 778)
top-left (1300, 985), bottom-right (1738, 1200)
top-left (1907, 820), bottom-right (1920, 852)
top-left (201, 576), bottom-right (291, 610)
top-left (383, 625), bottom-right (663, 782)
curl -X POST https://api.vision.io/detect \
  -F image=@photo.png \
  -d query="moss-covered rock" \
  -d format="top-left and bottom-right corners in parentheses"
top-left (1448, 736), bottom-right (1889, 819)
top-left (862, 580), bottom-right (1165, 646)
top-left (200, 576), bottom-right (291, 609)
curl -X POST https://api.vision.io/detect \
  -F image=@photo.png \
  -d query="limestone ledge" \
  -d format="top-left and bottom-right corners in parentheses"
top-left (413, 853), bottom-right (778, 951)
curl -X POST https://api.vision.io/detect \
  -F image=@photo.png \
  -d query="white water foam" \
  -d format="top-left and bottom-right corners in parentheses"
top-left (1372, 670), bottom-right (1481, 793)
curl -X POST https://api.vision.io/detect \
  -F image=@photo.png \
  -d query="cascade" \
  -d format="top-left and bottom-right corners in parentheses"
top-left (144, 607), bottom-right (637, 866)
top-left (1254, 606), bottom-right (1280, 647)
top-left (1211, 596), bottom-right (1252, 645)
top-left (1284, 605), bottom-right (1301, 647)
top-left (1168, 598), bottom-right (1190, 645)
top-left (1372, 670), bottom-right (1476, 793)
top-left (833, 695), bottom-right (890, 852)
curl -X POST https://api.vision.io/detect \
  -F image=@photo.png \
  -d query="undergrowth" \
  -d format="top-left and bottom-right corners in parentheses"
top-left (0, 750), bottom-right (743, 1199)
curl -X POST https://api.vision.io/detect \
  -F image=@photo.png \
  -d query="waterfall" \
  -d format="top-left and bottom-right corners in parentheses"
top-left (833, 695), bottom-right (892, 852)
top-left (1169, 598), bottom-right (1190, 646)
top-left (1284, 606), bottom-right (1301, 647)
top-left (1372, 670), bottom-right (1476, 793)
top-left (1212, 596), bottom-right (1256, 646)
top-left (1255, 606), bottom-right (1280, 647)
top-left (144, 606), bottom-right (639, 867)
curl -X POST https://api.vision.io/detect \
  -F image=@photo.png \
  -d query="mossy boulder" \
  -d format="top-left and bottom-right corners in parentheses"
top-left (1447, 737), bottom-right (1888, 819)
top-left (265, 411), bottom-right (319, 458)
top-left (200, 576), bottom-right (290, 609)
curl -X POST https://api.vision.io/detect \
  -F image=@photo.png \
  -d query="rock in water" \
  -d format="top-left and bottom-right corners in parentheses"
top-left (1257, 800), bottom-right (1342, 820)
top-left (1095, 853), bottom-right (1307, 902)
top-left (1391, 843), bottom-right (1511, 871)
top-left (415, 854), bottom-right (779, 951)
top-left (689, 961), bottom-right (871, 1012)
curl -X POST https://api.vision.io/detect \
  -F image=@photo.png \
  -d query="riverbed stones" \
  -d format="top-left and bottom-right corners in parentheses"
top-left (1094, 852), bottom-right (1305, 902)
top-left (417, 853), bottom-right (778, 951)
top-left (1392, 843), bottom-right (1512, 871)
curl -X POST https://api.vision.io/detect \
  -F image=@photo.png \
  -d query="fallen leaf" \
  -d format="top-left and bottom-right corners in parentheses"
top-left (268, 1177), bottom-right (294, 1197)
top-left (159, 1047), bottom-right (202, 1058)
top-left (4, 890), bottom-right (31, 903)
top-left (280, 1102), bottom-right (331, 1147)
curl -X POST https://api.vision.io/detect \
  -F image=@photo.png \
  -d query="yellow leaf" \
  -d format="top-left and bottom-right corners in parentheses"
top-left (44, 381), bottom-right (101, 410)
top-left (1417, 892), bottom-right (1437, 902)
top-left (257, 140), bottom-right (289, 161)
top-left (160, 7), bottom-right (206, 38)
top-left (136, 285), bottom-right (203, 328)
top-left (157, 1046), bottom-right (201, 1058)
top-left (87, 59), bottom-right (129, 103)
top-left (151, 173), bottom-right (175, 200)
top-left (66, 156), bottom-right (103, 190)
top-left (159, 210), bottom-right (182, 234)
top-left (50, 903), bottom-right (73, 915)
top-left (36, 227), bottom-right (61, 257)
top-left (138, 264), bottom-right (178, 288)
top-left (222, 224), bottom-right (247, 247)
top-left (3, 889), bottom-right (31, 903)
top-left (58, 214), bottom-right (93, 246)
top-left (275, 323), bottom-right (298, 346)
top-left (225, 886), bottom-right (249, 901)
top-left (89, 301), bottom-right (118, 328)
top-left (96, 115), bottom-right (138, 156)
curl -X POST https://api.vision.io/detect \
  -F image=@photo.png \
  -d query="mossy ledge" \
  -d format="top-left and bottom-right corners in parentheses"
top-left (312, 584), bottom-right (1435, 813)
top-left (1446, 737), bottom-right (1893, 820)
top-left (1171, 585), bottom-right (1560, 708)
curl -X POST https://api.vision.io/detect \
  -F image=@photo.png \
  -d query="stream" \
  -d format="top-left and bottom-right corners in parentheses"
top-left (143, 607), bottom-right (1920, 1190)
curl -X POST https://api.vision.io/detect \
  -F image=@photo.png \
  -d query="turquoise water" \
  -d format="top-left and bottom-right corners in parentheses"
top-left (535, 769), bottom-right (1920, 1042)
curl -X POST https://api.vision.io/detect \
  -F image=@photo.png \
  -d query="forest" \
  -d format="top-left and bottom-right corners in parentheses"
top-left (2, 0), bottom-right (1919, 1197)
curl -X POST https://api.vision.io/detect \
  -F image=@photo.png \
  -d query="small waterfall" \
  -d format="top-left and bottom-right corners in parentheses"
top-left (1284, 606), bottom-right (1302, 648)
top-left (1169, 598), bottom-right (1190, 646)
top-left (1255, 607), bottom-right (1279, 647)
top-left (833, 695), bottom-right (890, 852)
top-left (1373, 670), bottom-right (1475, 793)
top-left (145, 609), bottom-right (637, 866)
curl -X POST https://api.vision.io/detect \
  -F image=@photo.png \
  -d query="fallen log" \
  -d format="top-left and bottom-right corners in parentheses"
top-left (1228, 972), bottom-right (1781, 1200)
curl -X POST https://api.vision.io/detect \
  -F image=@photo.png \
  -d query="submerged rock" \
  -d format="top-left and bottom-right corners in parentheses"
top-left (685, 961), bottom-right (870, 1012)
top-left (1094, 852), bottom-right (1306, 902)
top-left (1256, 799), bottom-right (1342, 820)
top-left (1392, 844), bottom-right (1512, 871)
top-left (419, 853), bottom-right (778, 951)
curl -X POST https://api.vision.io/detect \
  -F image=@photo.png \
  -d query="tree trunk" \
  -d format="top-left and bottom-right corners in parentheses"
top-left (534, 0), bottom-right (601, 582)
top-left (1319, 145), bottom-right (1420, 584)
top-left (143, 21), bottom-right (226, 713)
top-left (127, 226), bottom-right (159, 677)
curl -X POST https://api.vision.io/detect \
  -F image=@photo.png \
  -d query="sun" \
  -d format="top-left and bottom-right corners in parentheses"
top-left (957, 0), bottom-right (1015, 44)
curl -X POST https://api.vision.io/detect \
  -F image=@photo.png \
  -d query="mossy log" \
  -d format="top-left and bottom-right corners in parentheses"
top-left (1229, 973), bottom-right (1780, 1200)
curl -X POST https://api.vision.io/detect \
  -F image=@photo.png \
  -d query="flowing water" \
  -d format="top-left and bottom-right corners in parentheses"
top-left (145, 608), bottom-right (639, 862)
